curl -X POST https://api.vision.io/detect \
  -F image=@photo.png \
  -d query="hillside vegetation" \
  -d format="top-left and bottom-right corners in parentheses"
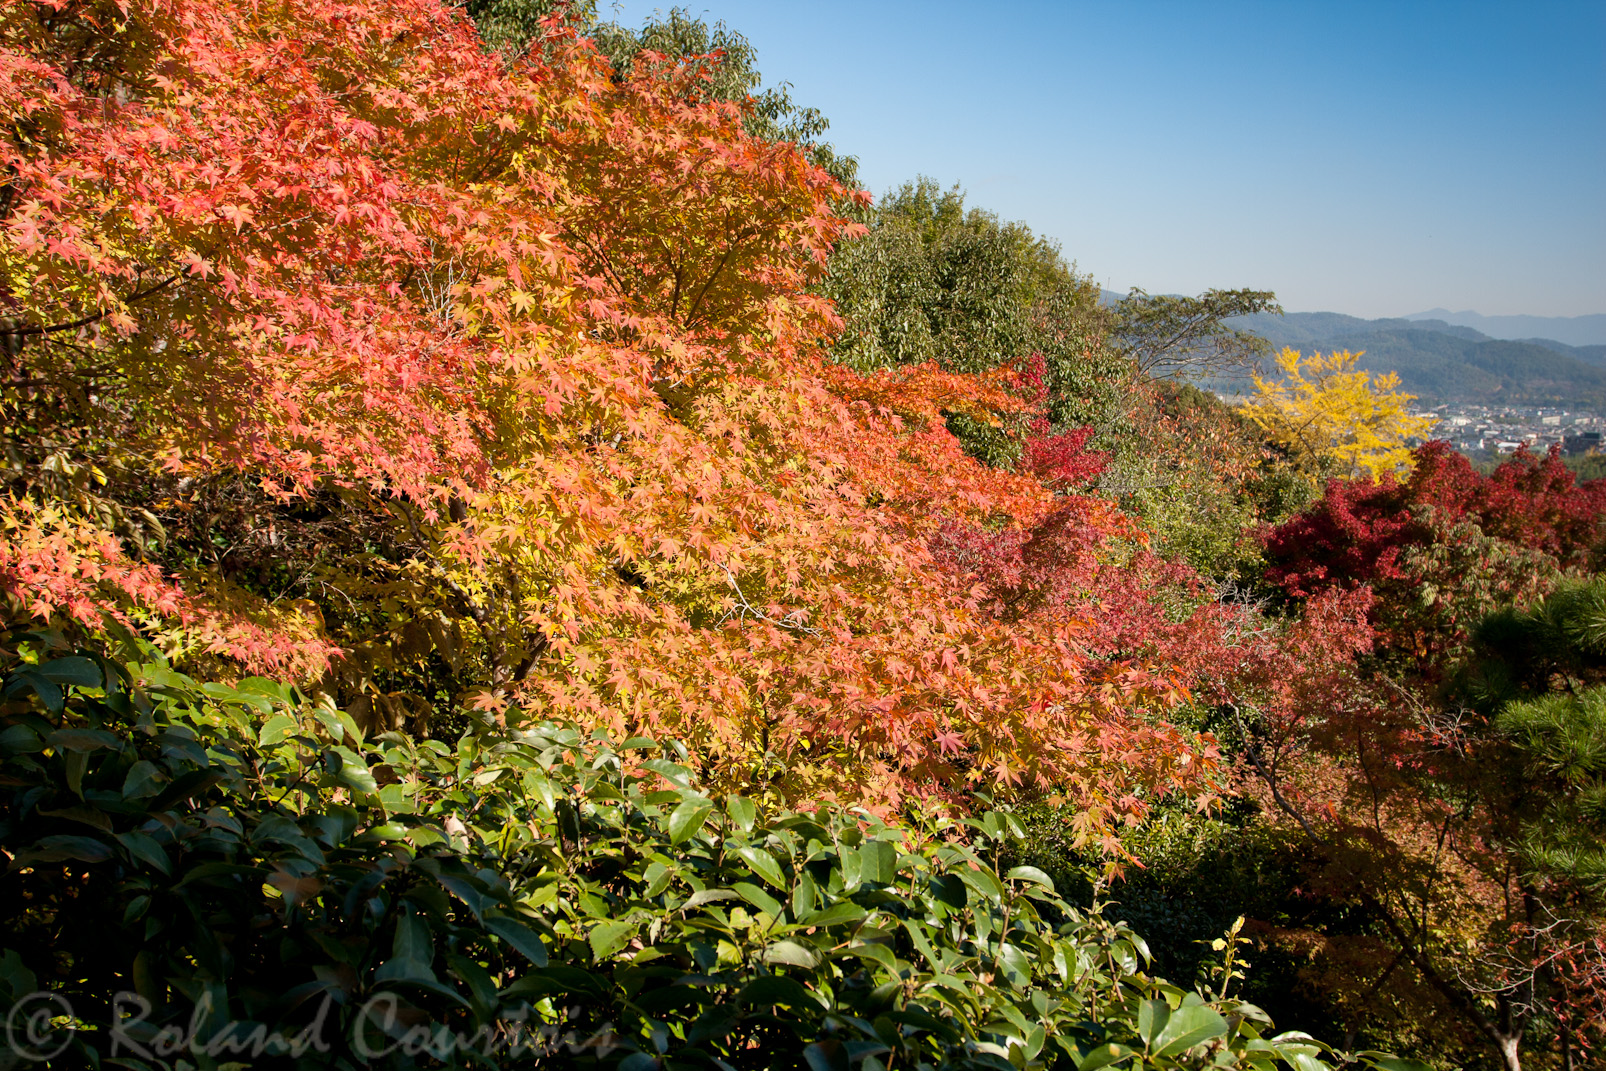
top-left (0, 2), bottom-right (1602, 1070)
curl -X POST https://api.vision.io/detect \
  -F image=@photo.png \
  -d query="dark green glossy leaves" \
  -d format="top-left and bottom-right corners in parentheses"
top-left (0, 645), bottom-right (1420, 1070)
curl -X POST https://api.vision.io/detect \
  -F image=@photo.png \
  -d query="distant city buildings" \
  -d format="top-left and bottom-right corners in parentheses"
top-left (1406, 403), bottom-right (1605, 457)
top-left (1207, 394), bottom-right (1605, 461)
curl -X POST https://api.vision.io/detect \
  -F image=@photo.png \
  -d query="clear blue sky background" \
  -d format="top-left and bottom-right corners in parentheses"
top-left (599, 0), bottom-right (1604, 319)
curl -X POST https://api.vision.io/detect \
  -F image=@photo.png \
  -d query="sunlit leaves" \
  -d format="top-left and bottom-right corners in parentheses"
top-left (1248, 348), bottom-right (1433, 480)
top-left (0, 0), bottom-right (1231, 831)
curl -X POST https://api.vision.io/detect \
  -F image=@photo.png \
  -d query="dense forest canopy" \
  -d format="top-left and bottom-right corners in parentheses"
top-left (0, 2), bottom-right (1601, 1069)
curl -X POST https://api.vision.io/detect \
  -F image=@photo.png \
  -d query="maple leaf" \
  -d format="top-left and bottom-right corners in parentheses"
top-left (470, 691), bottom-right (508, 714)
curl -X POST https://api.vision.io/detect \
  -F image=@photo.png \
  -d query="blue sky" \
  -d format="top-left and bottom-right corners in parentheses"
top-left (599, 1), bottom-right (1605, 319)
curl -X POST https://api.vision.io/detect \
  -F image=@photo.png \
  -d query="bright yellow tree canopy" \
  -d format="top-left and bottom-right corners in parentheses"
top-left (1247, 348), bottom-right (1433, 479)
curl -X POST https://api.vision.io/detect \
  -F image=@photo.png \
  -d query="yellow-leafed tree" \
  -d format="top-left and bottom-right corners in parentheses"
top-left (1247, 348), bottom-right (1434, 479)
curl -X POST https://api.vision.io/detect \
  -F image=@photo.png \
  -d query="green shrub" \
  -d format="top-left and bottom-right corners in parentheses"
top-left (0, 635), bottom-right (1420, 1069)
top-left (1006, 799), bottom-right (1373, 1050)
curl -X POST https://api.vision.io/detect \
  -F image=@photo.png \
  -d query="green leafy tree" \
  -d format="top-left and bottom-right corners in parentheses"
top-left (1439, 577), bottom-right (1606, 1068)
top-left (1467, 577), bottom-right (1606, 890)
top-left (460, 0), bottom-right (594, 54)
top-left (820, 178), bottom-right (1122, 443)
top-left (1111, 288), bottom-right (1281, 381)
top-left (1564, 453), bottom-right (1606, 483)
top-left (1097, 380), bottom-right (1312, 581)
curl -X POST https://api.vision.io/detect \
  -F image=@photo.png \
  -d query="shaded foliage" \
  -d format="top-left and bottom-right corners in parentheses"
top-left (1099, 380), bottom-right (1312, 582)
top-left (0, 636), bottom-right (1410, 1069)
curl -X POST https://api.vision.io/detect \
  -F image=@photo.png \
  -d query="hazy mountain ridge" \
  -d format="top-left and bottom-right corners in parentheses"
top-left (1227, 311), bottom-right (1606, 409)
top-left (1404, 308), bottom-right (1606, 348)
top-left (1516, 337), bottom-right (1606, 365)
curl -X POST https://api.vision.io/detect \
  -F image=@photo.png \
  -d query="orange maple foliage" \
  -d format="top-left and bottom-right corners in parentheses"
top-left (0, 0), bottom-right (1230, 830)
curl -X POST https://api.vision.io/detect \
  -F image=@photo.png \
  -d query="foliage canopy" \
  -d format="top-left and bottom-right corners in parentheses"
top-left (0, 0), bottom-right (1251, 834)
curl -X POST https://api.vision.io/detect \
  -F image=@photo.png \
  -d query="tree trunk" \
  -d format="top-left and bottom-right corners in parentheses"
top-left (1496, 1030), bottom-right (1522, 1071)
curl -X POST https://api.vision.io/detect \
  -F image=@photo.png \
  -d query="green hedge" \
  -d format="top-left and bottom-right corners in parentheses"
top-left (0, 635), bottom-right (1423, 1069)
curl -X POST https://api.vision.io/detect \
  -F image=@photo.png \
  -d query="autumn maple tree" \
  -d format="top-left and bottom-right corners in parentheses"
top-left (1264, 441), bottom-right (1606, 673)
top-left (1229, 444), bottom-right (1606, 1068)
top-left (0, 0), bottom-right (1253, 835)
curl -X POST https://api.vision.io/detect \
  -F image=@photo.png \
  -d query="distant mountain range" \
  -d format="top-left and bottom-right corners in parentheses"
top-left (1095, 290), bottom-right (1606, 410)
top-left (1402, 309), bottom-right (1606, 348)
top-left (1224, 311), bottom-right (1606, 411)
